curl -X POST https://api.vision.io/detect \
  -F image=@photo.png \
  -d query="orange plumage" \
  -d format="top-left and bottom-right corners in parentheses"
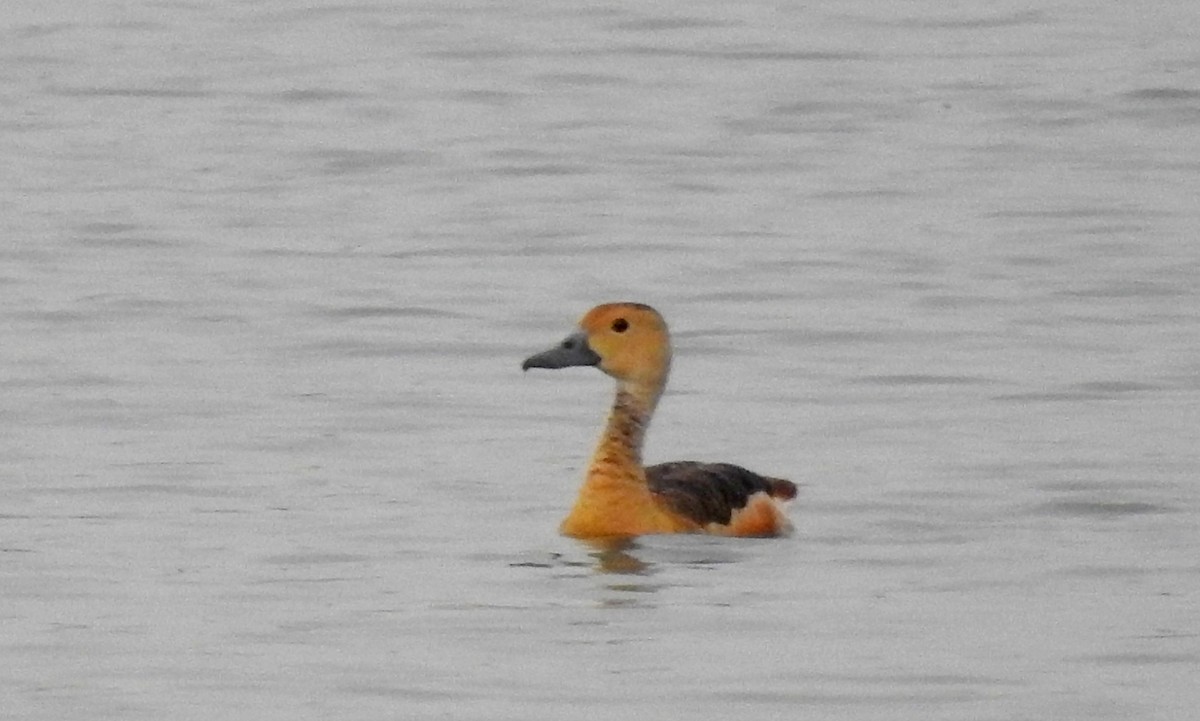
top-left (523, 303), bottom-right (796, 539)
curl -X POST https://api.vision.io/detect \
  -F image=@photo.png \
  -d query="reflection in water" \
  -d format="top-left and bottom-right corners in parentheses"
top-left (578, 536), bottom-right (759, 607)
top-left (582, 538), bottom-right (664, 608)
top-left (582, 536), bottom-right (652, 576)
top-left (510, 538), bottom-right (661, 605)
top-left (512, 536), bottom-right (754, 608)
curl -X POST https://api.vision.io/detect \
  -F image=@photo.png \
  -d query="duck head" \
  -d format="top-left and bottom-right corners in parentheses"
top-left (522, 302), bottom-right (672, 386)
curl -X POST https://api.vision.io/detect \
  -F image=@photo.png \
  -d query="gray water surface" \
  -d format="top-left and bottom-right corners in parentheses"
top-left (3, 1), bottom-right (1199, 719)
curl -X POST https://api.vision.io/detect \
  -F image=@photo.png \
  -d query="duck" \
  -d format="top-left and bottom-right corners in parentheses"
top-left (522, 302), bottom-right (796, 539)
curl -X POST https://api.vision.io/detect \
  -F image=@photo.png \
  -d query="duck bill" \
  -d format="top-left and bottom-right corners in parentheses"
top-left (522, 331), bottom-right (601, 370)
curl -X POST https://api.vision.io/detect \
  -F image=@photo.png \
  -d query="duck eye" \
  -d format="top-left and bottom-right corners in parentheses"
top-left (611, 318), bottom-right (629, 333)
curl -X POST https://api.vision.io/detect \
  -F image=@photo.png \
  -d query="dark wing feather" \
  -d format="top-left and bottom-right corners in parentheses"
top-left (646, 461), bottom-right (796, 527)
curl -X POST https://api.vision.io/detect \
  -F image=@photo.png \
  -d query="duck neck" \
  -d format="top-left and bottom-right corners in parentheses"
top-left (587, 378), bottom-right (663, 484)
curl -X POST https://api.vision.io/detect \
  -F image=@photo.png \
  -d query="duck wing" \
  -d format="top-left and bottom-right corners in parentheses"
top-left (646, 461), bottom-right (796, 527)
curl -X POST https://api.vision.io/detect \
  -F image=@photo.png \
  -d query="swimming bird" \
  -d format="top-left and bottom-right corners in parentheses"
top-left (522, 302), bottom-right (796, 539)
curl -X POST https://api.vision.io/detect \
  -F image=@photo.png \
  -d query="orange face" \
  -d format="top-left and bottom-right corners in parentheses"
top-left (577, 303), bottom-right (671, 385)
top-left (523, 302), bottom-right (672, 386)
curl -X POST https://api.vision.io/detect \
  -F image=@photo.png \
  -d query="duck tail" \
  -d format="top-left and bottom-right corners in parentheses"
top-left (765, 477), bottom-right (798, 501)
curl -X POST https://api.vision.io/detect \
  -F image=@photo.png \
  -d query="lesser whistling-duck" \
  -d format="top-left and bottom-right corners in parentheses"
top-left (523, 302), bottom-right (796, 539)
